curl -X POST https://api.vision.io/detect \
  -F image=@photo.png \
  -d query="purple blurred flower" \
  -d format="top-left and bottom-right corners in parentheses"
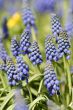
top-left (56, 0), bottom-right (64, 18)
top-left (14, 88), bottom-right (28, 110)
top-left (34, 0), bottom-right (56, 13)
top-left (0, 0), bottom-right (4, 9)
top-left (65, 0), bottom-right (73, 37)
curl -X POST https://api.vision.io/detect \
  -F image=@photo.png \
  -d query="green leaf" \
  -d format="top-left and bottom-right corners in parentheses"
top-left (22, 74), bottom-right (43, 87)
top-left (0, 97), bottom-right (5, 101)
top-left (30, 87), bottom-right (38, 96)
top-left (63, 56), bottom-right (72, 95)
top-left (29, 96), bottom-right (46, 110)
top-left (0, 71), bottom-right (10, 90)
top-left (7, 104), bottom-right (14, 110)
top-left (68, 102), bottom-right (73, 109)
top-left (0, 90), bottom-right (14, 110)
top-left (38, 79), bottom-right (43, 94)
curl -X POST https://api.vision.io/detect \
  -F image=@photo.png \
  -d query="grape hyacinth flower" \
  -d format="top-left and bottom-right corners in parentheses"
top-left (22, 0), bottom-right (38, 33)
top-left (57, 30), bottom-right (71, 60)
top-left (51, 14), bottom-right (62, 37)
top-left (34, 0), bottom-right (56, 13)
top-left (45, 35), bottom-right (59, 61)
top-left (11, 37), bottom-right (20, 57)
top-left (28, 41), bottom-right (43, 65)
top-left (22, 8), bottom-right (35, 27)
top-left (6, 58), bottom-right (20, 86)
top-left (22, 0), bottom-right (37, 33)
top-left (20, 28), bottom-right (31, 55)
top-left (44, 61), bottom-right (60, 96)
top-left (0, 64), bottom-right (7, 71)
top-left (16, 56), bottom-right (29, 82)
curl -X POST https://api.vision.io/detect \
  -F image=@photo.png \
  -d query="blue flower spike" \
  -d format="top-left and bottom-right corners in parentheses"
top-left (16, 56), bottom-right (29, 83)
top-left (20, 28), bottom-right (31, 55)
top-left (44, 61), bottom-right (60, 96)
top-left (51, 13), bottom-right (62, 37)
top-left (45, 35), bottom-right (59, 62)
top-left (22, 0), bottom-right (36, 28)
top-left (28, 41), bottom-right (43, 65)
top-left (57, 30), bottom-right (71, 60)
top-left (11, 37), bottom-right (20, 57)
top-left (6, 57), bottom-right (20, 86)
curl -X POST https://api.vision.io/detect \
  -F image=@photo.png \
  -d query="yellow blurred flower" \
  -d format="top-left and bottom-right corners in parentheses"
top-left (12, 12), bottom-right (21, 22)
top-left (7, 12), bottom-right (21, 28)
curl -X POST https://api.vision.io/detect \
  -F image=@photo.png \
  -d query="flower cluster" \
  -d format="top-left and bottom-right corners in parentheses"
top-left (6, 58), bottom-right (20, 86)
top-left (0, 2), bottom-right (72, 109)
top-left (22, 8), bottom-right (35, 27)
top-left (11, 37), bottom-right (20, 57)
top-left (57, 30), bottom-right (71, 59)
top-left (20, 28), bottom-right (31, 54)
top-left (21, 0), bottom-right (38, 34)
top-left (28, 41), bottom-right (43, 65)
top-left (16, 56), bottom-right (29, 83)
top-left (51, 14), bottom-right (62, 36)
top-left (44, 61), bottom-right (60, 95)
top-left (45, 35), bottom-right (59, 61)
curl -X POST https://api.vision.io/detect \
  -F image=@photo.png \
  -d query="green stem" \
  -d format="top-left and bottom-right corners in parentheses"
top-left (72, 88), bottom-right (73, 102)
top-left (63, 56), bottom-right (72, 95)
top-left (53, 95), bottom-right (60, 105)
top-left (29, 96), bottom-right (46, 110)
top-left (0, 71), bottom-right (10, 91)
top-left (22, 74), bottom-right (43, 87)
top-left (60, 105), bottom-right (65, 110)
top-left (30, 87), bottom-right (38, 96)
top-left (34, 65), bottom-right (42, 75)
top-left (66, 60), bottom-right (72, 95)
top-left (27, 84), bottom-right (33, 103)
top-left (38, 79), bottom-right (43, 95)
top-left (31, 27), bottom-right (37, 41)
top-left (66, 94), bottom-right (70, 106)
top-left (37, 65), bottom-right (41, 74)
